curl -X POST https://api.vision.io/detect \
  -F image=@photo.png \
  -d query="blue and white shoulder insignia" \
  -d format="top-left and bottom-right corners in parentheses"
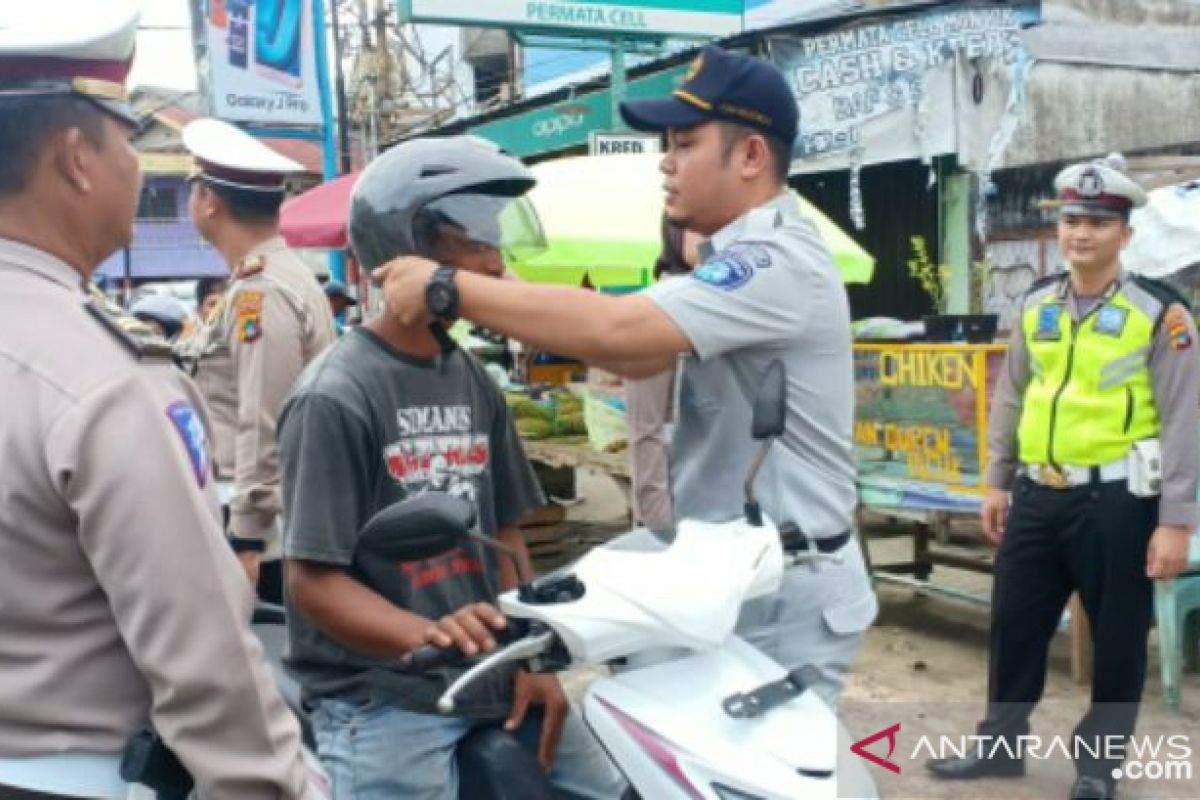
top-left (692, 243), bottom-right (774, 291)
top-left (165, 401), bottom-right (210, 488)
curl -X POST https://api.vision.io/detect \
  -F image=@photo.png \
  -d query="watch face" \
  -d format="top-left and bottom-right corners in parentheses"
top-left (428, 284), bottom-right (453, 316)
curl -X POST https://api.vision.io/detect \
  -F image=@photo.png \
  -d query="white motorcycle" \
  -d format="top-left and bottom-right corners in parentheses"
top-left (389, 360), bottom-right (878, 800)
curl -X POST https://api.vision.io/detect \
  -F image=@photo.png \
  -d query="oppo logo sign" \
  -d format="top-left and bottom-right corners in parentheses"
top-left (533, 111), bottom-right (587, 139)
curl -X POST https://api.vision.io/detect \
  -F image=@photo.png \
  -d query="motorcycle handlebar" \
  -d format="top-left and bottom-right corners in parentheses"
top-left (403, 644), bottom-right (468, 673)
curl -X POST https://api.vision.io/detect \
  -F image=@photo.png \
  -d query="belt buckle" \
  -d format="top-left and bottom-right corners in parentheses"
top-left (1038, 465), bottom-right (1070, 489)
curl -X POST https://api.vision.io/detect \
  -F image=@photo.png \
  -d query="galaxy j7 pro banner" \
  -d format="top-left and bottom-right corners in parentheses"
top-left (201, 0), bottom-right (322, 124)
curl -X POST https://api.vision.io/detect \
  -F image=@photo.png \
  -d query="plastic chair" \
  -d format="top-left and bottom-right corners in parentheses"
top-left (1155, 535), bottom-right (1200, 712)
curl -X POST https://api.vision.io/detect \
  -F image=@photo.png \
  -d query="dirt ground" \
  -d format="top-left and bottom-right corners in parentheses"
top-left (564, 470), bottom-right (1200, 800)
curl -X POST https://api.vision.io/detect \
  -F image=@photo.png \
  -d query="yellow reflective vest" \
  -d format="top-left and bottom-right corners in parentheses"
top-left (1017, 275), bottom-right (1168, 466)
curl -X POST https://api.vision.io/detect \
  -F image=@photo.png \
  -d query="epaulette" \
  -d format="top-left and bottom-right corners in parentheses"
top-left (237, 254), bottom-right (266, 279)
top-left (83, 298), bottom-right (177, 361)
top-left (1132, 274), bottom-right (1191, 312)
top-left (1026, 271), bottom-right (1068, 295)
top-left (84, 298), bottom-right (141, 359)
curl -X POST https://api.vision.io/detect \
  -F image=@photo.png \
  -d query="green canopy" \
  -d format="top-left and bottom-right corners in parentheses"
top-left (508, 153), bottom-right (875, 289)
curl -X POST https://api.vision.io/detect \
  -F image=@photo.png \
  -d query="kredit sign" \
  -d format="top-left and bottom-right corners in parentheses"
top-left (400, 0), bottom-right (743, 38)
top-left (589, 132), bottom-right (662, 155)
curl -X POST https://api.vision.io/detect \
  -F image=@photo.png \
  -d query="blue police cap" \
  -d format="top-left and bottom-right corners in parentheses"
top-left (620, 46), bottom-right (798, 147)
top-left (323, 280), bottom-right (358, 305)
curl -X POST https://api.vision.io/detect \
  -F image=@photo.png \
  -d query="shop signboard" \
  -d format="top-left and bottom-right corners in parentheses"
top-left (853, 343), bottom-right (1006, 499)
top-left (470, 63), bottom-right (687, 158)
top-left (771, 2), bottom-right (1041, 172)
top-left (400, 0), bottom-right (743, 38)
top-left (203, 0), bottom-right (323, 124)
top-left (589, 132), bottom-right (661, 155)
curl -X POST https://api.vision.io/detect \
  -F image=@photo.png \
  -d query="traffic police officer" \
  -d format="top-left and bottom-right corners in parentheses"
top-left (178, 119), bottom-right (336, 599)
top-left (0, 3), bottom-right (312, 797)
top-left (928, 155), bottom-right (1200, 800)
top-left (374, 46), bottom-right (878, 706)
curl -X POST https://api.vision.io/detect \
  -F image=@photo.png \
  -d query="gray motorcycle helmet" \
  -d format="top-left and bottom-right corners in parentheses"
top-left (349, 135), bottom-right (537, 272)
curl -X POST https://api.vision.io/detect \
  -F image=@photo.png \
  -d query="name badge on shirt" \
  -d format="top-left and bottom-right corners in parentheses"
top-left (1093, 304), bottom-right (1129, 337)
top-left (1034, 303), bottom-right (1064, 341)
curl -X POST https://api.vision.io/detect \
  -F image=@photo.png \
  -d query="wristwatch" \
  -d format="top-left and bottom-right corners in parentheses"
top-left (425, 265), bottom-right (460, 321)
top-left (228, 535), bottom-right (266, 554)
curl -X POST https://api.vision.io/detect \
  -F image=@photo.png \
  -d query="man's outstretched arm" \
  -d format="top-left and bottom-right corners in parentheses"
top-left (379, 257), bottom-right (691, 365)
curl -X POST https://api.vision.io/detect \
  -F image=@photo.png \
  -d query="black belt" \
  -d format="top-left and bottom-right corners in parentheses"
top-left (780, 522), bottom-right (851, 554)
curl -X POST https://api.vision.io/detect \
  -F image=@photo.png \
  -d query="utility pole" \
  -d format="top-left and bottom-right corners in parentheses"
top-left (329, 0), bottom-right (353, 173)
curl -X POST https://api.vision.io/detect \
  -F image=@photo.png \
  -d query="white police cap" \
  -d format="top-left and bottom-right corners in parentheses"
top-left (183, 118), bottom-right (304, 193)
top-left (1053, 153), bottom-right (1147, 219)
top-left (0, 0), bottom-right (140, 125)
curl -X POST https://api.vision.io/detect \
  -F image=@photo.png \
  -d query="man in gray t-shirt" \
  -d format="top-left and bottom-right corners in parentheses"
top-left (279, 331), bottom-right (542, 716)
top-left (375, 46), bottom-right (877, 705)
top-left (279, 136), bottom-right (626, 800)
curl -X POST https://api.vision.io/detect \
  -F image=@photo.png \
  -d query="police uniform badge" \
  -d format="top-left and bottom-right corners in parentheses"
top-left (234, 290), bottom-right (264, 343)
top-left (1077, 166), bottom-right (1105, 198)
top-left (1093, 304), bottom-right (1128, 337)
top-left (1035, 303), bottom-right (1064, 341)
top-left (166, 401), bottom-right (209, 488)
top-left (1165, 306), bottom-right (1193, 351)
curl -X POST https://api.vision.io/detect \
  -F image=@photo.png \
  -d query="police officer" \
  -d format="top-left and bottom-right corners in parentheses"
top-left (927, 155), bottom-right (1200, 800)
top-left (0, 3), bottom-right (312, 797)
top-left (179, 119), bottom-right (336, 599)
top-left (322, 279), bottom-right (358, 333)
top-left (376, 45), bottom-right (878, 705)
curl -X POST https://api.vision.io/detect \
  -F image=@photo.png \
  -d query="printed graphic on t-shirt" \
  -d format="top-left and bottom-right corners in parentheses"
top-left (383, 404), bottom-right (489, 504)
top-left (382, 404), bottom-right (491, 591)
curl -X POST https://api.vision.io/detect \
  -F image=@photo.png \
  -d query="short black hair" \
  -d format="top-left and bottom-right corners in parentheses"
top-left (0, 96), bottom-right (108, 197)
top-left (195, 277), bottom-right (228, 305)
top-left (202, 180), bottom-right (285, 224)
top-left (717, 122), bottom-right (791, 185)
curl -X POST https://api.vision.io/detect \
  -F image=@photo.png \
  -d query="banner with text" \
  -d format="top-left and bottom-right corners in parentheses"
top-left (204, 0), bottom-right (322, 125)
top-left (771, 2), bottom-right (1040, 173)
top-left (854, 344), bottom-right (1006, 504)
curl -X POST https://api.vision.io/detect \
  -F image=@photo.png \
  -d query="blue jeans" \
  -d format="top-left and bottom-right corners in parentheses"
top-left (312, 697), bottom-right (626, 800)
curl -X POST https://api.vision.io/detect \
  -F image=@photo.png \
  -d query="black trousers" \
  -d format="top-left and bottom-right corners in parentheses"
top-left (0, 785), bottom-right (87, 799)
top-left (978, 476), bottom-right (1158, 779)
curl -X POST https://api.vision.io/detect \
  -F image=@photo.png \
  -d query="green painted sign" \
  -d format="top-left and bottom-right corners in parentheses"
top-left (401, 0), bottom-right (743, 38)
top-left (468, 64), bottom-right (687, 158)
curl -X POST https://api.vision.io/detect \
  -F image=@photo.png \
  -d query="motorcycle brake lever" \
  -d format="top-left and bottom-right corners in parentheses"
top-left (437, 630), bottom-right (556, 714)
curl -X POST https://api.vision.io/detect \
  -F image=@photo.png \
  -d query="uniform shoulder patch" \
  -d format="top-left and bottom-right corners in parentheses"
top-left (691, 244), bottom-right (773, 291)
top-left (233, 290), bottom-right (264, 344)
top-left (1164, 305), bottom-right (1193, 351)
top-left (166, 401), bottom-right (209, 488)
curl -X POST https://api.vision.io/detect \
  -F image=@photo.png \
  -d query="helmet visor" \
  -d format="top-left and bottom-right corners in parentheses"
top-left (420, 193), bottom-right (546, 262)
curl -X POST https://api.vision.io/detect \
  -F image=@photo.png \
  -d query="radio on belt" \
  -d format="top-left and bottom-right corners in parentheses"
top-left (1127, 439), bottom-right (1162, 497)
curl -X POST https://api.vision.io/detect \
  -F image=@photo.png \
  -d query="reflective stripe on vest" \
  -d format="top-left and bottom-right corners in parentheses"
top-left (1017, 285), bottom-right (1160, 466)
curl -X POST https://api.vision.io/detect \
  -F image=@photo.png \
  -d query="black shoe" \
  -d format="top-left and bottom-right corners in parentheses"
top-left (1070, 775), bottom-right (1116, 800)
top-left (926, 751), bottom-right (1026, 780)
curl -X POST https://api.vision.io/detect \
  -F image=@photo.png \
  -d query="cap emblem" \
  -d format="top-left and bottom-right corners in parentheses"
top-left (1077, 167), bottom-right (1105, 198)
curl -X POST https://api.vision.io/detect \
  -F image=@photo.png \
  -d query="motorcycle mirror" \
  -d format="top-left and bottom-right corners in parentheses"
top-left (356, 494), bottom-right (477, 562)
top-left (751, 360), bottom-right (787, 440)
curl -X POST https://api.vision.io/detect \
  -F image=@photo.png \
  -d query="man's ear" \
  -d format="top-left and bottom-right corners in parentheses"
top-left (50, 126), bottom-right (94, 194)
top-left (739, 134), bottom-right (771, 180)
top-left (196, 183), bottom-right (221, 219)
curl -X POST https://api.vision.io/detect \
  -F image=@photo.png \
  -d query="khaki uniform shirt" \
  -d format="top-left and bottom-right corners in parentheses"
top-left (183, 236), bottom-right (336, 544)
top-left (0, 237), bottom-right (308, 798)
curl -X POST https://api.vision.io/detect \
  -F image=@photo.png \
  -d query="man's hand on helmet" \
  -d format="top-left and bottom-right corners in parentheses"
top-left (376, 256), bottom-right (439, 326)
